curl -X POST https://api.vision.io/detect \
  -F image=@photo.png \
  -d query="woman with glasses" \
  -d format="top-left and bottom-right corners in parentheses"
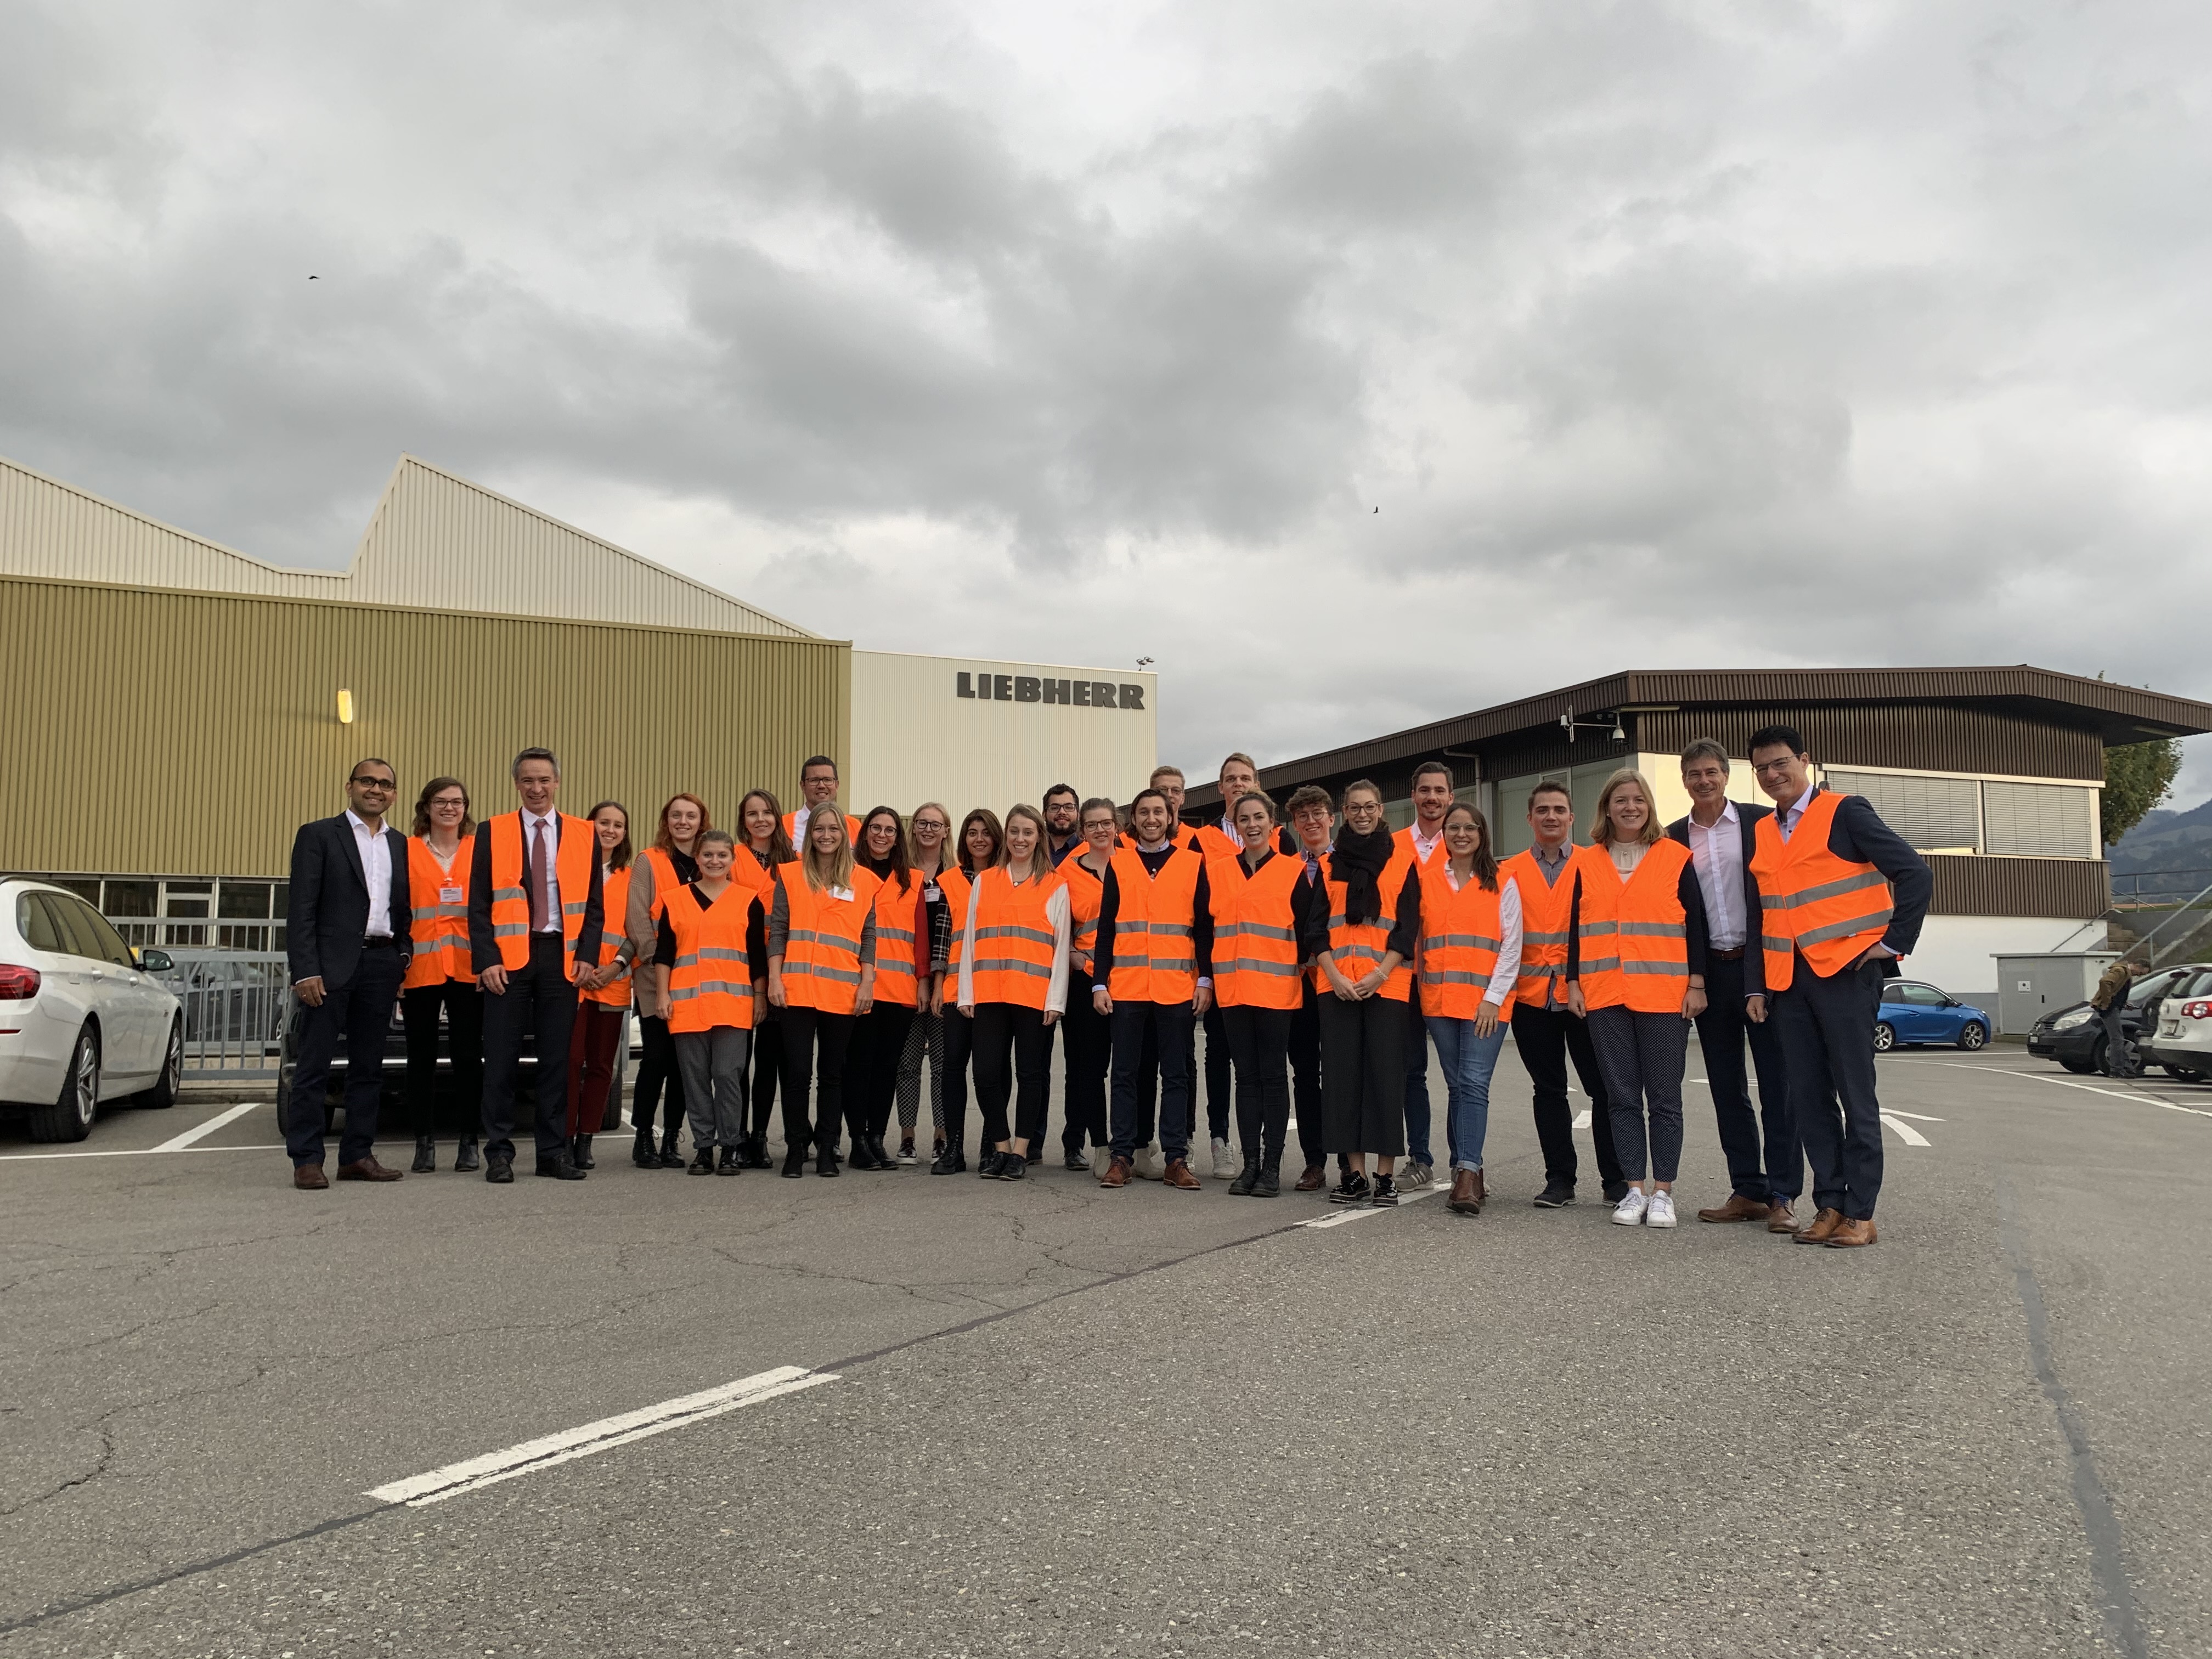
top-left (1417, 802), bottom-right (1521, 1216)
top-left (956, 804), bottom-right (1071, 1181)
top-left (626, 793), bottom-right (709, 1169)
top-left (847, 806), bottom-right (927, 1170)
top-left (896, 802), bottom-right (957, 1166)
top-left (733, 789), bottom-right (794, 1166)
top-left (1209, 788), bottom-right (1304, 1196)
top-left (563, 800), bottom-right (635, 1171)
top-left (401, 777), bottom-right (481, 1172)
top-left (930, 808), bottom-right (1002, 1174)
top-left (1055, 798), bottom-right (1120, 1173)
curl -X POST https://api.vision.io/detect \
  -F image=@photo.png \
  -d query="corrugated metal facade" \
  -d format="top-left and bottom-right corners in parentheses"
top-left (0, 452), bottom-right (811, 639)
top-left (1635, 706), bottom-right (2104, 782)
top-left (0, 577), bottom-right (847, 878)
top-left (1926, 855), bottom-right (2110, 919)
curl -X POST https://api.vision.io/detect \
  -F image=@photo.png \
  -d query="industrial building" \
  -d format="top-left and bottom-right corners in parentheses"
top-left (1184, 668), bottom-right (2212, 1006)
top-left (0, 452), bottom-right (1156, 947)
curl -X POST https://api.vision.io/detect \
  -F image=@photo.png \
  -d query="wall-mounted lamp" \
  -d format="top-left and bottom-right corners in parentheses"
top-left (337, 689), bottom-right (356, 725)
top-left (1558, 706), bottom-right (1625, 744)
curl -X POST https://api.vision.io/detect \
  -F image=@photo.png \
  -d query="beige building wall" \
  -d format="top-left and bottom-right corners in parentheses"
top-left (847, 651), bottom-right (1158, 825)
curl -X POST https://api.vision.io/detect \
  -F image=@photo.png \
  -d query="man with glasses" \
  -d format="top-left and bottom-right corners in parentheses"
top-left (282, 759), bottom-right (415, 1189)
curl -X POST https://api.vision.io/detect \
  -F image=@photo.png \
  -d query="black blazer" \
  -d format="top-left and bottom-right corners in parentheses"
top-left (285, 814), bottom-right (413, 989)
top-left (1666, 802), bottom-right (1772, 996)
top-left (466, 812), bottom-right (605, 975)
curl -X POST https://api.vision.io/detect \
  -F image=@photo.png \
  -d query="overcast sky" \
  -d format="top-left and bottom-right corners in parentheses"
top-left (4, 1), bottom-right (2209, 802)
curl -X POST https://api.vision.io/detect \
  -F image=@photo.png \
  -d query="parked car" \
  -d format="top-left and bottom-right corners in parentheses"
top-left (2137, 966), bottom-right (2212, 1084)
top-left (1873, 980), bottom-right (1991, 1052)
top-left (2028, 962), bottom-right (2210, 1076)
top-left (0, 877), bottom-right (185, 1141)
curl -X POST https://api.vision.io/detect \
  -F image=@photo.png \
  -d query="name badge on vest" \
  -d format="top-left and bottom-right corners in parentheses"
top-left (827, 885), bottom-right (854, 902)
top-left (440, 885), bottom-right (464, 906)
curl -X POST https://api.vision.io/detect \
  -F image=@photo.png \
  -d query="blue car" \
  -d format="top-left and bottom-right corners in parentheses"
top-left (1874, 980), bottom-right (1990, 1052)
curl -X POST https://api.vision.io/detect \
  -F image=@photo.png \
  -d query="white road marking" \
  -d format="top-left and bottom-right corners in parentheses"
top-left (150, 1101), bottom-right (261, 1152)
top-left (2025, 1075), bottom-right (2212, 1120)
top-left (1882, 1110), bottom-right (1945, 1122)
top-left (366, 1365), bottom-right (838, 1508)
top-left (1879, 1114), bottom-right (1932, 1147)
top-left (1295, 1179), bottom-right (1449, 1229)
top-left (0, 1143), bottom-right (288, 1161)
top-left (1571, 1109), bottom-right (1591, 1129)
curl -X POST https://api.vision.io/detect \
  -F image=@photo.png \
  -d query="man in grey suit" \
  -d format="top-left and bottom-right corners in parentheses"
top-left (1664, 740), bottom-right (1800, 1229)
top-left (283, 758), bottom-right (413, 1189)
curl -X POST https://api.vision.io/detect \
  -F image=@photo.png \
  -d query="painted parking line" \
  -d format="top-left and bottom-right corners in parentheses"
top-left (366, 1365), bottom-right (839, 1509)
top-left (151, 1101), bottom-right (262, 1152)
top-left (1294, 1179), bottom-right (1449, 1229)
top-left (1880, 1113), bottom-right (1935, 1147)
top-left (0, 1141), bottom-right (286, 1162)
top-left (2027, 1074), bottom-right (2212, 1120)
top-left (1571, 1109), bottom-right (1591, 1129)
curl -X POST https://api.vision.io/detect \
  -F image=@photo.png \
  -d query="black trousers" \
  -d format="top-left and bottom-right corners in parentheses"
top-left (400, 978), bottom-right (481, 1137)
top-left (1317, 992), bottom-right (1406, 1157)
top-left (480, 933), bottom-right (578, 1163)
top-left (1059, 992), bottom-right (1111, 1154)
top-left (1773, 958), bottom-right (1886, 1220)
top-left (779, 1005), bottom-right (855, 1153)
top-left (940, 1003), bottom-right (975, 1146)
top-left (1511, 1001), bottom-right (1623, 1190)
top-left (749, 1015), bottom-right (783, 1139)
top-left (1109, 1000), bottom-right (1195, 1163)
top-left (284, 940), bottom-right (404, 1167)
top-left (1201, 1000), bottom-right (1232, 1142)
top-left (972, 1002), bottom-right (1054, 1147)
top-left (1694, 954), bottom-right (1799, 1202)
top-left (1289, 984), bottom-right (1325, 1167)
top-left (1223, 1004), bottom-right (1294, 1167)
top-left (848, 1002), bottom-right (916, 1141)
top-left (633, 1012), bottom-right (686, 1137)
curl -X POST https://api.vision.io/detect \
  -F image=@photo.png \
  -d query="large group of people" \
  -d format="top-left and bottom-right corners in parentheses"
top-left (281, 727), bottom-right (1931, 1246)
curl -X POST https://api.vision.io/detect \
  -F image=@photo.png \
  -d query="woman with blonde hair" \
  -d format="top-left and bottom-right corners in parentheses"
top-left (768, 799), bottom-right (881, 1176)
top-left (895, 802), bottom-right (957, 1165)
top-left (1572, 768), bottom-right (1709, 1231)
top-left (734, 788), bottom-right (794, 1166)
top-left (956, 803), bottom-right (1071, 1181)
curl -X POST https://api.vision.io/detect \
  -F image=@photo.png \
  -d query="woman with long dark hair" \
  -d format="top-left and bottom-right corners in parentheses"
top-left (930, 808), bottom-right (1002, 1174)
top-left (627, 792), bottom-right (710, 1168)
top-left (1417, 802), bottom-right (1522, 1216)
top-left (768, 800), bottom-right (881, 1176)
top-left (1055, 798), bottom-right (1119, 1173)
top-left (847, 806), bottom-right (926, 1170)
top-left (564, 800), bottom-right (635, 1170)
top-left (402, 776), bottom-right (481, 1172)
top-left (1209, 787), bottom-right (1304, 1196)
top-left (732, 789), bottom-right (795, 1166)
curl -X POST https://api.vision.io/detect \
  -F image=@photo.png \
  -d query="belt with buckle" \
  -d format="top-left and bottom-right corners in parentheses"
top-left (1709, 947), bottom-right (1745, 961)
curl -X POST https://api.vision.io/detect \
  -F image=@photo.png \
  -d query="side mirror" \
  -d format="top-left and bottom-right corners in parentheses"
top-left (138, 949), bottom-right (174, 973)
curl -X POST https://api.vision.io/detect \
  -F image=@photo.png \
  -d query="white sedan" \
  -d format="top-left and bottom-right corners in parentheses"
top-left (0, 878), bottom-right (184, 1140)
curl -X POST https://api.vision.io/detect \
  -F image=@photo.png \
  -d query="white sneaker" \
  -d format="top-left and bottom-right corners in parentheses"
top-left (1133, 1144), bottom-right (1165, 1181)
top-left (1611, 1186), bottom-right (1650, 1226)
top-left (1645, 1190), bottom-right (1677, 1229)
top-left (1210, 1137), bottom-right (1238, 1180)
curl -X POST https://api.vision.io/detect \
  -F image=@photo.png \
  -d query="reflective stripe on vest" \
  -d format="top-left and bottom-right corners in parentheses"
top-left (940, 866), bottom-right (974, 971)
top-left (584, 866), bottom-right (634, 1007)
top-left (1206, 849), bottom-right (1306, 1011)
top-left (1060, 859), bottom-right (1104, 966)
top-left (1107, 844), bottom-right (1203, 1005)
top-left (868, 873), bottom-right (925, 1008)
top-left (403, 833), bottom-right (475, 989)
top-left (485, 813), bottom-right (595, 974)
top-left (1414, 859), bottom-right (1514, 1022)
top-left (969, 866), bottom-right (1063, 1011)
top-left (663, 881), bottom-right (756, 1033)
top-left (1569, 843), bottom-right (1627, 1011)
top-left (1606, 837), bottom-right (1693, 1014)
top-left (1748, 791), bottom-right (1896, 994)
top-left (1500, 849), bottom-right (1574, 1008)
top-left (777, 862), bottom-right (882, 1014)
top-left (1312, 846), bottom-right (1415, 1002)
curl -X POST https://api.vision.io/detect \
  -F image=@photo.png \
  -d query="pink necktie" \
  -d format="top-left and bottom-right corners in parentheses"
top-left (528, 820), bottom-right (550, 932)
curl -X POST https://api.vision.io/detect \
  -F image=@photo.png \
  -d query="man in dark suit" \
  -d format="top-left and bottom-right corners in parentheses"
top-left (284, 758), bottom-right (413, 1189)
top-left (1665, 740), bottom-right (1799, 1231)
top-left (1746, 725), bottom-right (1933, 1249)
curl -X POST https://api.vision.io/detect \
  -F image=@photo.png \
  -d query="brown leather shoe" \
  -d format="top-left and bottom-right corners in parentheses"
top-left (1294, 1164), bottom-right (1327, 1192)
top-left (1697, 1192), bottom-right (1768, 1223)
top-left (1824, 1217), bottom-right (1878, 1249)
top-left (1794, 1206), bottom-right (1846, 1244)
top-left (1099, 1156), bottom-right (1132, 1188)
top-left (1447, 1168), bottom-right (1485, 1214)
top-left (292, 1163), bottom-right (328, 1190)
top-left (1764, 1200), bottom-right (1797, 1234)
top-left (336, 1156), bottom-right (404, 1183)
top-left (1161, 1158), bottom-right (1202, 1190)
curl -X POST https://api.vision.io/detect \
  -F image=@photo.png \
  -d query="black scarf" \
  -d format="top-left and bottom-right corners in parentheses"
top-left (1330, 821), bottom-right (1396, 926)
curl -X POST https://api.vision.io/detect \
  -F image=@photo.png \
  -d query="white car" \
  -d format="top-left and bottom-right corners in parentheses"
top-left (2142, 965), bottom-right (2212, 1085)
top-left (0, 877), bottom-right (184, 1140)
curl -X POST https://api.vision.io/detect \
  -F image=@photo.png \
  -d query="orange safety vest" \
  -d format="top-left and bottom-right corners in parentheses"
top-left (1207, 849), bottom-right (1306, 1010)
top-left (1415, 860), bottom-right (1515, 1022)
top-left (1749, 791), bottom-right (1895, 994)
top-left (1107, 843), bottom-right (1203, 1004)
top-left (484, 812), bottom-right (595, 973)
top-left (785, 810), bottom-right (861, 847)
top-left (1313, 845), bottom-right (1417, 1002)
top-left (403, 833), bottom-right (474, 989)
top-left (1568, 842), bottom-right (1626, 1011)
top-left (939, 865), bottom-right (975, 973)
top-left (662, 881), bottom-right (758, 1034)
top-left (1060, 857), bottom-right (1105, 975)
top-left (637, 846), bottom-right (690, 919)
top-left (1395, 823), bottom-right (1446, 871)
top-left (1595, 839), bottom-right (1694, 1014)
top-left (1500, 848), bottom-right (1575, 1008)
top-left (868, 870), bottom-right (926, 1008)
top-left (1195, 822), bottom-right (1242, 861)
top-left (583, 866), bottom-right (634, 1008)
top-left (776, 862), bottom-right (882, 1014)
top-left (966, 866), bottom-right (1063, 1009)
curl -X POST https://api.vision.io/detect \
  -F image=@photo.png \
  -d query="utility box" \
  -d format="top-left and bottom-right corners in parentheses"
top-left (1993, 952), bottom-right (2120, 1036)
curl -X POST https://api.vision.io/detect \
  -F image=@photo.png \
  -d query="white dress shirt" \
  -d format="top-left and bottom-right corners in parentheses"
top-left (524, 810), bottom-right (561, 933)
top-left (346, 810), bottom-right (393, 938)
top-left (1685, 801), bottom-right (1745, 952)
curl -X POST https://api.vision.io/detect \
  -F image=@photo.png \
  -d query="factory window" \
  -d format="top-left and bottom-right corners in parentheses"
top-left (1821, 771), bottom-right (2100, 860)
top-left (1822, 771), bottom-right (1982, 854)
top-left (1981, 781), bottom-right (2098, 859)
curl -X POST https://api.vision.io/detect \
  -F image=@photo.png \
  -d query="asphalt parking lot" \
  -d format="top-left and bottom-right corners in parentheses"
top-left (2, 1041), bottom-right (2207, 1658)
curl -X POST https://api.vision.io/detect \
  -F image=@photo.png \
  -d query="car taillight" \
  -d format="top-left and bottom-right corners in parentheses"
top-left (0, 964), bottom-right (41, 1000)
top-left (2181, 1000), bottom-right (2212, 1019)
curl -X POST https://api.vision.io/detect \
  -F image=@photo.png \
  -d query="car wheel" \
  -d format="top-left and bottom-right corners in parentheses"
top-left (30, 1027), bottom-right (100, 1143)
top-left (1957, 1020), bottom-right (1988, 1052)
top-left (138, 1017), bottom-right (184, 1108)
top-left (2166, 1065), bottom-right (2207, 1085)
top-left (1872, 1021), bottom-right (1896, 1053)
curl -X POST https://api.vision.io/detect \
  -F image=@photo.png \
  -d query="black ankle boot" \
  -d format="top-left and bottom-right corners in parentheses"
top-left (411, 1135), bottom-right (436, 1173)
top-left (781, 1144), bottom-right (806, 1178)
top-left (633, 1125), bottom-right (659, 1167)
top-left (743, 1132), bottom-right (772, 1169)
top-left (930, 1139), bottom-right (966, 1175)
top-left (571, 1134), bottom-right (595, 1170)
top-left (1253, 1161), bottom-right (1282, 1198)
top-left (658, 1127), bottom-right (684, 1169)
top-left (1229, 1155), bottom-right (1260, 1197)
top-left (453, 1138), bottom-right (480, 1173)
top-left (815, 1139), bottom-right (841, 1177)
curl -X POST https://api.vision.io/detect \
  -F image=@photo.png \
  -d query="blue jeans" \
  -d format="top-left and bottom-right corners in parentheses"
top-left (1403, 993), bottom-right (1436, 1164)
top-left (1427, 1012), bottom-right (1507, 1175)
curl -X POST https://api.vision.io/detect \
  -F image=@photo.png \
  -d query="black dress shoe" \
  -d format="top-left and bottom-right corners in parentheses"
top-left (869, 1133), bottom-right (896, 1170)
top-left (978, 1149), bottom-right (1005, 1180)
top-left (1253, 1163), bottom-right (1282, 1198)
top-left (485, 1156), bottom-right (514, 1184)
top-left (1532, 1178), bottom-right (1576, 1208)
top-left (571, 1135), bottom-right (595, 1170)
top-left (690, 1147), bottom-right (716, 1175)
top-left (998, 1152), bottom-right (1027, 1182)
top-left (633, 1127), bottom-right (659, 1167)
top-left (930, 1141), bottom-right (966, 1175)
top-left (535, 1153), bottom-right (587, 1181)
top-left (1064, 1150), bottom-right (1090, 1173)
top-left (814, 1145), bottom-right (840, 1177)
top-left (743, 1133), bottom-right (773, 1169)
top-left (781, 1148), bottom-right (806, 1178)
top-left (1228, 1156), bottom-right (1259, 1197)
top-left (454, 1139), bottom-right (481, 1173)
top-left (411, 1136), bottom-right (436, 1174)
top-left (717, 1146), bottom-right (742, 1176)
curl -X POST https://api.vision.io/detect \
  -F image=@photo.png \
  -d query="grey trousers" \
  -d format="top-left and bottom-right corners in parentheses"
top-left (897, 1009), bottom-right (947, 1137)
top-left (1588, 1005), bottom-right (1689, 1183)
top-left (675, 1027), bottom-right (752, 1151)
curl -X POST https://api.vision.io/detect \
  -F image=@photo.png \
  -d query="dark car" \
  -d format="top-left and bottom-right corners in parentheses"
top-left (281, 997), bottom-right (541, 1136)
top-left (2028, 962), bottom-right (2209, 1076)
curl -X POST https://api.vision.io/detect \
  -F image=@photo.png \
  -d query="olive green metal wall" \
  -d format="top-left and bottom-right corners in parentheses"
top-left (0, 575), bottom-right (850, 878)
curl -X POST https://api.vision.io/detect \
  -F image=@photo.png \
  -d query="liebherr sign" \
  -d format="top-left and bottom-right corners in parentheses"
top-left (956, 672), bottom-right (1147, 710)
